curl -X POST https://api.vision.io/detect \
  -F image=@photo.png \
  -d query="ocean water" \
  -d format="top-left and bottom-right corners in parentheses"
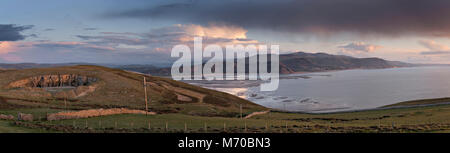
top-left (187, 66), bottom-right (450, 113)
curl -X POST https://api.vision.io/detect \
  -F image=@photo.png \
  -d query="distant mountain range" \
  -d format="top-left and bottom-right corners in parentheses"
top-left (0, 63), bottom-right (83, 69)
top-left (117, 52), bottom-right (417, 76)
top-left (277, 52), bottom-right (414, 73)
top-left (0, 52), bottom-right (438, 75)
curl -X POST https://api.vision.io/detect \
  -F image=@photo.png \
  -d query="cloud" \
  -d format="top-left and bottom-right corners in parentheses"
top-left (0, 24), bottom-right (257, 64)
top-left (32, 41), bottom-right (115, 51)
top-left (0, 41), bottom-right (17, 54)
top-left (419, 40), bottom-right (450, 55)
top-left (178, 24), bottom-right (248, 39)
top-left (43, 28), bottom-right (55, 31)
top-left (103, 0), bottom-right (450, 37)
top-left (0, 24), bottom-right (33, 41)
top-left (77, 24), bottom-right (257, 52)
top-left (0, 41), bottom-right (26, 62)
top-left (83, 28), bottom-right (98, 31)
top-left (420, 51), bottom-right (450, 55)
top-left (418, 40), bottom-right (449, 51)
top-left (338, 42), bottom-right (382, 52)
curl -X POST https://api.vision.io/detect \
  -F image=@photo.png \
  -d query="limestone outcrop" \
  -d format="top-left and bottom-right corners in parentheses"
top-left (8, 74), bottom-right (97, 88)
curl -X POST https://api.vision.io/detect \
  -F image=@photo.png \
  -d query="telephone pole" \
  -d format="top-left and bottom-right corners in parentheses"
top-left (240, 104), bottom-right (242, 119)
top-left (143, 77), bottom-right (148, 115)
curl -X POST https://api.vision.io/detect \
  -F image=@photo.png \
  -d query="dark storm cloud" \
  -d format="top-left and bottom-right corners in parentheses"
top-left (0, 24), bottom-right (33, 41)
top-left (104, 0), bottom-right (450, 37)
top-left (32, 41), bottom-right (115, 52)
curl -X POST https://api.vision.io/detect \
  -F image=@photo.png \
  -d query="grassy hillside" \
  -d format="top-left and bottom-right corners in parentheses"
top-left (0, 65), bottom-right (266, 117)
top-left (382, 97), bottom-right (450, 108)
top-left (4, 102), bottom-right (450, 133)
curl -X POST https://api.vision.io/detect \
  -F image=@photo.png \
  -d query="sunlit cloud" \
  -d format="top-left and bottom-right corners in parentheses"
top-left (338, 42), bottom-right (382, 52)
top-left (418, 40), bottom-right (449, 51)
top-left (419, 40), bottom-right (450, 55)
top-left (0, 41), bottom-right (25, 62)
top-left (0, 23), bottom-right (258, 64)
top-left (0, 41), bottom-right (16, 54)
top-left (77, 24), bottom-right (258, 53)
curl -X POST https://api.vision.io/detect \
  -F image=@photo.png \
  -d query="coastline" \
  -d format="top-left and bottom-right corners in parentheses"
top-left (185, 66), bottom-right (450, 114)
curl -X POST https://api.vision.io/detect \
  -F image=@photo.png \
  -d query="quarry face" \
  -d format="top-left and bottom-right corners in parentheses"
top-left (9, 74), bottom-right (97, 88)
top-left (7, 74), bottom-right (98, 98)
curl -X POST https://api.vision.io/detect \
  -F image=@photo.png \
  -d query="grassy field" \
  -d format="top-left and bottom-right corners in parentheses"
top-left (3, 100), bottom-right (450, 133)
top-left (0, 120), bottom-right (55, 133)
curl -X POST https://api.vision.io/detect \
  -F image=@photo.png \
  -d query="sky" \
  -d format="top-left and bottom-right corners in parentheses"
top-left (2, 0), bottom-right (450, 64)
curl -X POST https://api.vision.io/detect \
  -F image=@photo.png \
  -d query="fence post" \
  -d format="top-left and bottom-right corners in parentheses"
top-left (240, 104), bottom-right (242, 119)
top-left (285, 122), bottom-right (288, 133)
top-left (223, 122), bottom-right (226, 132)
top-left (244, 122), bottom-right (247, 133)
top-left (165, 121), bottom-right (168, 132)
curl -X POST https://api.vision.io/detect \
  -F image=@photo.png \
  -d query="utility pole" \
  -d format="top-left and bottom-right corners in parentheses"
top-left (240, 104), bottom-right (242, 119)
top-left (64, 98), bottom-right (67, 112)
top-left (143, 77), bottom-right (148, 115)
top-left (64, 92), bottom-right (67, 112)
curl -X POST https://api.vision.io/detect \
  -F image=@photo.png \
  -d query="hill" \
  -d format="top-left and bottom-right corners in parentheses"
top-left (381, 97), bottom-right (450, 108)
top-left (0, 63), bottom-right (89, 69)
top-left (118, 52), bottom-right (415, 75)
top-left (0, 65), bottom-right (265, 117)
top-left (278, 52), bottom-right (414, 73)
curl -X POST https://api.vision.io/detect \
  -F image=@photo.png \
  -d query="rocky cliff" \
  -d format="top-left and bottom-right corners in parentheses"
top-left (8, 74), bottom-right (97, 88)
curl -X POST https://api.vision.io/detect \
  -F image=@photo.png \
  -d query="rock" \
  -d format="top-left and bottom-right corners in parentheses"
top-left (0, 114), bottom-right (14, 120)
top-left (9, 74), bottom-right (97, 88)
top-left (17, 113), bottom-right (33, 121)
top-left (176, 94), bottom-right (192, 102)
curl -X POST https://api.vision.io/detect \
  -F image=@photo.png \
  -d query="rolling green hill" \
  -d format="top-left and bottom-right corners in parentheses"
top-left (0, 65), bottom-right (266, 117)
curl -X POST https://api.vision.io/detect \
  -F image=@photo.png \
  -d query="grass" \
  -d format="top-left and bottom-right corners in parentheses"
top-left (257, 105), bottom-right (450, 127)
top-left (0, 108), bottom-right (62, 117)
top-left (2, 103), bottom-right (450, 133)
top-left (0, 120), bottom-right (55, 133)
top-left (0, 65), bottom-right (266, 117)
top-left (382, 97), bottom-right (450, 108)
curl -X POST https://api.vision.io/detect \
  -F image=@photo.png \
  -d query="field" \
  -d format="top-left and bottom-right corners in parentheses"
top-left (3, 100), bottom-right (450, 133)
